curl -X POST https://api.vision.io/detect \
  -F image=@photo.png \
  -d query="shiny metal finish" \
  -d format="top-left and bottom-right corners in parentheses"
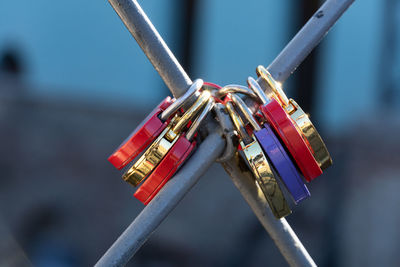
top-left (166, 90), bottom-right (211, 141)
top-left (240, 139), bottom-right (291, 218)
top-left (247, 76), bottom-right (270, 105)
top-left (256, 65), bottom-right (289, 107)
top-left (216, 84), bottom-right (258, 99)
top-left (286, 99), bottom-right (332, 170)
top-left (226, 99), bottom-right (291, 218)
top-left (160, 79), bottom-right (203, 121)
top-left (124, 90), bottom-right (211, 186)
top-left (99, 0), bottom-right (354, 265)
top-left (123, 116), bottom-right (179, 186)
top-left (231, 88), bottom-right (309, 203)
top-left (186, 98), bottom-right (215, 141)
top-left (252, 68), bottom-right (332, 171)
top-left (230, 93), bottom-right (261, 131)
top-left (225, 102), bottom-right (253, 145)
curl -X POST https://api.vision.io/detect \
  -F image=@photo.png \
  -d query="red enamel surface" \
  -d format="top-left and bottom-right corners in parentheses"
top-left (260, 99), bottom-right (322, 181)
top-left (134, 136), bottom-right (195, 204)
top-left (108, 96), bottom-right (173, 169)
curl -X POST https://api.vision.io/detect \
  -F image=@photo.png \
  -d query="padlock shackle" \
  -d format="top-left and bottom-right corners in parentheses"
top-left (230, 93), bottom-right (262, 132)
top-left (255, 66), bottom-right (289, 107)
top-left (160, 79), bottom-right (203, 121)
top-left (225, 101), bottom-right (253, 145)
top-left (186, 98), bottom-right (214, 141)
top-left (247, 76), bottom-right (270, 105)
top-left (168, 90), bottom-right (211, 140)
top-left (216, 84), bottom-right (257, 99)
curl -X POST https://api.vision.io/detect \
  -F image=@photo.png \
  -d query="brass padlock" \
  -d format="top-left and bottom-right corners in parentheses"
top-left (225, 95), bottom-right (291, 218)
top-left (256, 65), bottom-right (332, 170)
top-left (123, 89), bottom-right (212, 186)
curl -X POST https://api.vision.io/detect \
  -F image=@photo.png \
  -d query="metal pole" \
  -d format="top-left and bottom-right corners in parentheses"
top-left (222, 155), bottom-right (316, 267)
top-left (97, 0), bottom-right (354, 266)
top-left (267, 0), bottom-right (354, 83)
top-left (108, 0), bottom-right (191, 98)
top-left (96, 132), bottom-right (224, 267)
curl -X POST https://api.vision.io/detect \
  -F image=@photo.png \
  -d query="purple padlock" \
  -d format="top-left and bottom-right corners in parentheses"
top-left (254, 124), bottom-right (310, 204)
top-left (229, 92), bottom-right (310, 204)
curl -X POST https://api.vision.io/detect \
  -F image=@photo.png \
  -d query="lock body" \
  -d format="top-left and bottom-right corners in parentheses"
top-left (254, 125), bottom-right (310, 204)
top-left (134, 136), bottom-right (196, 204)
top-left (240, 138), bottom-right (291, 218)
top-left (260, 99), bottom-right (322, 181)
top-left (108, 97), bottom-right (173, 169)
top-left (123, 116), bottom-right (180, 186)
top-left (286, 99), bottom-right (332, 170)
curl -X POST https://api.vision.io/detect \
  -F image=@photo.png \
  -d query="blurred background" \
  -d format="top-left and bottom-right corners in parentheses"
top-left (0, 0), bottom-right (399, 266)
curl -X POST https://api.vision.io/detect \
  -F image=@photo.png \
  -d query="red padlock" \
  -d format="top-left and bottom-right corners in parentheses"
top-left (248, 77), bottom-right (322, 181)
top-left (108, 97), bottom-right (172, 169)
top-left (108, 80), bottom-right (204, 169)
top-left (134, 97), bottom-right (215, 204)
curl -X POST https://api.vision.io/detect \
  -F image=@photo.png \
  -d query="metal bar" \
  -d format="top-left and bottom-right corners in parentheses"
top-left (96, 132), bottom-right (225, 267)
top-left (222, 155), bottom-right (316, 267)
top-left (108, 0), bottom-right (191, 98)
top-left (267, 0), bottom-right (354, 83)
top-left (98, 0), bottom-right (354, 266)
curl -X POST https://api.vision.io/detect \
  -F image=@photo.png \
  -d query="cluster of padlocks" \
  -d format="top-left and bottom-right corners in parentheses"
top-left (108, 65), bottom-right (332, 218)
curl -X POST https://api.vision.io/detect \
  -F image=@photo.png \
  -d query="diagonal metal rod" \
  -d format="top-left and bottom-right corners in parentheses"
top-left (97, 131), bottom-right (224, 266)
top-left (108, 0), bottom-right (191, 98)
top-left (96, 0), bottom-right (354, 266)
top-left (267, 0), bottom-right (354, 83)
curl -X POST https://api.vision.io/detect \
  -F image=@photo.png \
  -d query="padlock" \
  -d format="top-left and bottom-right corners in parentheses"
top-left (225, 96), bottom-right (291, 218)
top-left (230, 93), bottom-right (310, 204)
top-left (134, 97), bottom-right (215, 204)
top-left (108, 79), bottom-right (203, 169)
top-left (248, 76), bottom-right (322, 181)
top-left (256, 66), bottom-right (332, 170)
top-left (285, 99), bottom-right (332, 170)
top-left (122, 89), bottom-right (212, 186)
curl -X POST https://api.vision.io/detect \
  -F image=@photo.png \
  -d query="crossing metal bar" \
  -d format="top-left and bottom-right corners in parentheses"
top-left (97, 131), bottom-right (225, 266)
top-left (222, 155), bottom-right (317, 267)
top-left (96, 0), bottom-right (354, 266)
top-left (108, 0), bottom-right (191, 98)
top-left (267, 0), bottom-right (354, 83)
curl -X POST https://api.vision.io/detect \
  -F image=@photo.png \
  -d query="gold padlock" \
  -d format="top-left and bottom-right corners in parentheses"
top-left (256, 65), bottom-right (332, 170)
top-left (226, 97), bottom-right (291, 219)
top-left (123, 90), bottom-right (212, 186)
top-left (285, 99), bottom-right (332, 170)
